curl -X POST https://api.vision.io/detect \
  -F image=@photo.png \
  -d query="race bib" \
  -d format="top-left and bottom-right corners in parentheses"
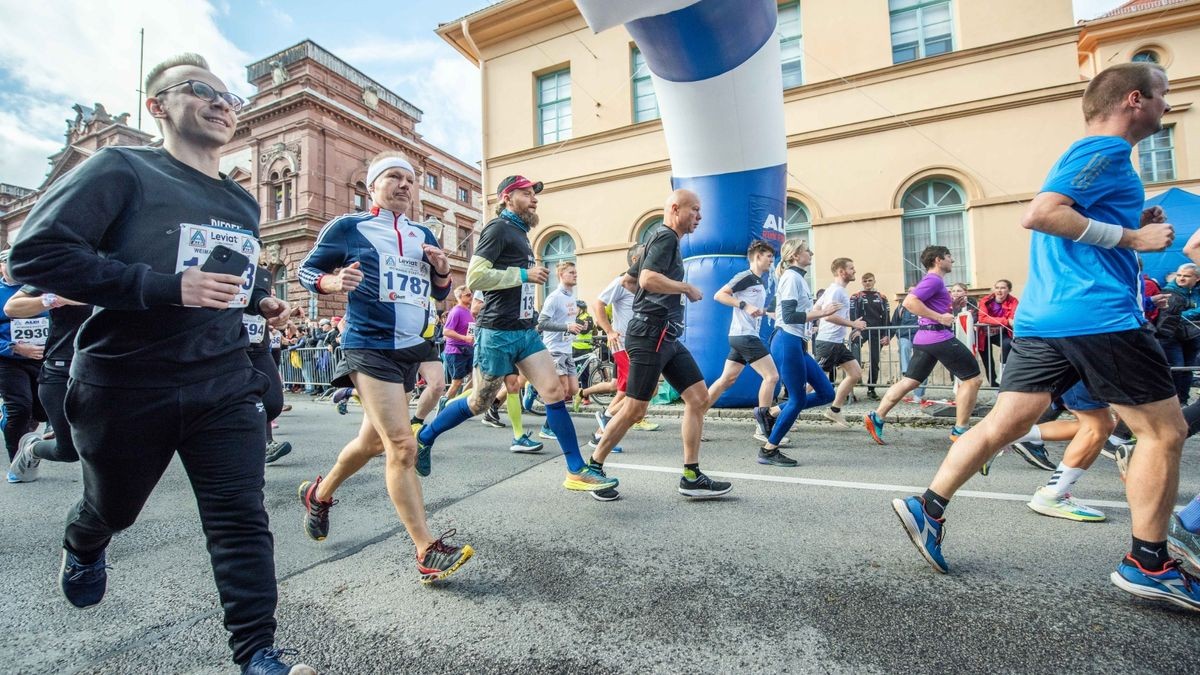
top-left (520, 283), bottom-right (537, 320)
top-left (269, 331), bottom-right (282, 349)
top-left (466, 322), bottom-right (476, 338)
top-left (379, 256), bottom-right (431, 307)
top-left (243, 314), bottom-right (267, 344)
top-left (175, 223), bottom-right (259, 308)
top-left (11, 317), bottom-right (49, 346)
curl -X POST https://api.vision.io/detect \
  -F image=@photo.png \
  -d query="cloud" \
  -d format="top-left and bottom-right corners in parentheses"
top-left (0, 0), bottom-right (248, 186)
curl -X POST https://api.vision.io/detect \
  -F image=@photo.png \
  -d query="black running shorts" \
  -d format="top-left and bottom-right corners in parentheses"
top-left (814, 339), bottom-right (855, 369)
top-left (624, 334), bottom-right (704, 402)
top-left (999, 328), bottom-right (1176, 406)
top-left (905, 337), bottom-right (981, 382)
top-left (726, 335), bottom-right (770, 365)
top-left (334, 341), bottom-right (439, 389)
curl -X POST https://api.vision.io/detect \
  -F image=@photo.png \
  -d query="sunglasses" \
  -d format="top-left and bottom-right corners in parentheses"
top-left (155, 79), bottom-right (245, 112)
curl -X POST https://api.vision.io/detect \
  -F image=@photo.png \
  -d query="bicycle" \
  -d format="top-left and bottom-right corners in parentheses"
top-left (525, 333), bottom-right (617, 414)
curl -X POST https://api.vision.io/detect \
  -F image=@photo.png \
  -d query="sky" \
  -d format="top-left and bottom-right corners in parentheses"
top-left (0, 0), bottom-right (1126, 190)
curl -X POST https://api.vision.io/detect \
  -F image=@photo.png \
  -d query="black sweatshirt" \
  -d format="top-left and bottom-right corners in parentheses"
top-left (10, 146), bottom-right (268, 388)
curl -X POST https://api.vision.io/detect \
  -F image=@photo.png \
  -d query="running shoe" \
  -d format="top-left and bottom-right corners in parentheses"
top-left (7, 431), bottom-right (41, 483)
top-left (298, 477), bottom-right (336, 541)
top-left (631, 419), bottom-right (660, 432)
top-left (1110, 556), bottom-right (1200, 612)
top-left (753, 407), bottom-right (771, 438)
top-left (1114, 442), bottom-right (1135, 483)
top-left (264, 441), bottom-right (292, 465)
top-left (563, 465), bottom-right (619, 492)
top-left (572, 392), bottom-right (583, 412)
top-left (591, 487), bottom-right (620, 502)
top-left (678, 471), bottom-right (732, 498)
top-left (585, 434), bottom-right (622, 453)
top-left (891, 496), bottom-right (948, 574)
top-left (510, 433), bottom-right (544, 453)
top-left (1011, 441), bottom-right (1055, 471)
top-left (595, 409), bottom-right (611, 431)
top-left (335, 399), bottom-right (349, 415)
top-left (481, 405), bottom-right (505, 428)
top-left (949, 425), bottom-right (968, 442)
top-left (538, 425), bottom-right (557, 440)
top-left (864, 412), bottom-right (885, 445)
top-left (1026, 487), bottom-right (1106, 522)
top-left (867, 389), bottom-right (879, 400)
top-left (242, 647), bottom-right (317, 675)
top-left (757, 447), bottom-right (798, 467)
top-left (415, 427), bottom-right (432, 477)
top-left (60, 547), bottom-right (110, 608)
top-left (823, 409), bottom-right (850, 428)
top-left (522, 384), bottom-right (539, 414)
top-left (280, 404), bottom-right (293, 413)
top-left (436, 396), bottom-right (448, 414)
top-left (417, 529), bottom-right (474, 584)
top-left (1100, 438), bottom-right (1135, 461)
top-left (979, 447), bottom-right (1004, 476)
top-left (1168, 514), bottom-right (1200, 572)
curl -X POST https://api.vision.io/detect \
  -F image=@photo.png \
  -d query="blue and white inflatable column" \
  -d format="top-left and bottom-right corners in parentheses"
top-left (575, 0), bottom-right (788, 406)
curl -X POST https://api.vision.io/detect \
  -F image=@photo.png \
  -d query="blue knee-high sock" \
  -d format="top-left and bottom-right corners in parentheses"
top-left (419, 397), bottom-right (473, 446)
top-left (1180, 494), bottom-right (1200, 533)
top-left (544, 400), bottom-right (585, 471)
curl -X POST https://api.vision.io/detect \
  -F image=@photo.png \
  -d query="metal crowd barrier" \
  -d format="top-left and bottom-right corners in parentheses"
top-left (279, 346), bottom-right (336, 389)
top-left (834, 323), bottom-right (1009, 393)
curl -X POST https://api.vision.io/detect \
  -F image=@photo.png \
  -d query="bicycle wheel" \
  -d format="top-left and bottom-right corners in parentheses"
top-left (589, 361), bottom-right (616, 407)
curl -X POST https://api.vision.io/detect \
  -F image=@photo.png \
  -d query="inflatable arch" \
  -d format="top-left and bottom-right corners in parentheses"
top-left (575, 0), bottom-right (788, 406)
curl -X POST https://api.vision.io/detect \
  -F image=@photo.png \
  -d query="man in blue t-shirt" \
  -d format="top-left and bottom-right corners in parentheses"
top-left (891, 61), bottom-right (1199, 611)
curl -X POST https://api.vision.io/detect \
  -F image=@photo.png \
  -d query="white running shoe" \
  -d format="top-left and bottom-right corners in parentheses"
top-left (6, 432), bottom-right (42, 483)
top-left (822, 409), bottom-right (849, 428)
top-left (1026, 487), bottom-right (1105, 522)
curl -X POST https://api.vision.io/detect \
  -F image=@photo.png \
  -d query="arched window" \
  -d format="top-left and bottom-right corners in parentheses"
top-left (636, 216), bottom-right (665, 244)
top-left (270, 168), bottom-right (294, 221)
top-left (901, 178), bottom-right (969, 287)
top-left (540, 232), bottom-right (576, 295)
top-left (784, 199), bottom-right (811, 244)
top-left (1133, 50), bottom-right (1160, 64)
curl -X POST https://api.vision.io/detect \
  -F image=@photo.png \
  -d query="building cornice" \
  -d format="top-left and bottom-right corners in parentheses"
top-left (1079, 0), bottom-right (1200, 53)
top-left (235, 90), bottom-right (426, 156)
top-left (437, 0), bottom-right (580, 65)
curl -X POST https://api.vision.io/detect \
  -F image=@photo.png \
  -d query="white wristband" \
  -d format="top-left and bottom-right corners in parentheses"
top-left (41, 293), bottom-right (57, 308)
top-left (1075, 218), bottom-right (1123, 249)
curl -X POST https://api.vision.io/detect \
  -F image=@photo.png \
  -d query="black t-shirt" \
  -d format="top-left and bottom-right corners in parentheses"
top-left (475, 216), bottom-right (536, 331)
top-left (630, 226), bottom-right (684, 322)
top-left (10, 146), bottom-right (264, 388)
top-left (17, 285), bottom-right (92, 372)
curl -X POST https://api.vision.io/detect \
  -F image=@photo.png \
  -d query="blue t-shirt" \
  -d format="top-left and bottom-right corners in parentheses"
top-left (1015, 136), bottom-right (1144, 338)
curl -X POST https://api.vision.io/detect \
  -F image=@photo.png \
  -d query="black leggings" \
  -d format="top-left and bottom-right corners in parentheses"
top-left (31, 370), bottom-right (77, 462)
top-left (0, 357), bottom-right (46, 460)
top-left (249, 350), bottom-right (283, 443)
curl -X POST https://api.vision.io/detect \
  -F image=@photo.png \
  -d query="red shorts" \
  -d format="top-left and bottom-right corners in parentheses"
top-left (614, 349), bottom-right (629, 392)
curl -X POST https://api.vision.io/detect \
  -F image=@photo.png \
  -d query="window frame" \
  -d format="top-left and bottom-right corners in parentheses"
top-left (537, 68), bottom-right (572, 146)
top-left (889, 0), bottom-right (955, 65)
top-left (631, 46), bottom-right (660, 123)
top-left (899, 178), bottom-right (970, 288)
top-left (540, 232), bottom-right (577, 296)
top-left (778, 1), bottom-right (804, 89)
top-left (1138, 125), bottom-right (1176, 184)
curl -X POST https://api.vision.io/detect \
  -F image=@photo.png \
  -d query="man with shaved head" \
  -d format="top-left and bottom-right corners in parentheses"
top-left (587, 189), bottom-right (733, 500)
top-left (9, 53), bottom-right (312, 672)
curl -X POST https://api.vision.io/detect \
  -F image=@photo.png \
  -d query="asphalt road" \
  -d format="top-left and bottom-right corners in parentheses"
top-left (2, 395), bottom-right (1198, 674)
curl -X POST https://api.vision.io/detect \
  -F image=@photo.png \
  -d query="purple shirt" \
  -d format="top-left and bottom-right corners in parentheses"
top-left (911, 272), bottom-right (954, 345)
top-left (444, 305), bottom-right (474, 354)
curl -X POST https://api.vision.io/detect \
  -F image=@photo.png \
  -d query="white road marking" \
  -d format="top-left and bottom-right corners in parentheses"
top-left (605, 461), bottom-right (1137, 510)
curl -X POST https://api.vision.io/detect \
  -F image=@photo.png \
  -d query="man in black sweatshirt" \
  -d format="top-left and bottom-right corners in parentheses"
top-left (9, 54), bottom-right (312, 675)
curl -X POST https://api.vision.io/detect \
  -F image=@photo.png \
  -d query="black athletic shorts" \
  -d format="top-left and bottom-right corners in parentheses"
top-left (727, 335), bottom-right (770, 365)
top-left (905, 337), bottom-right (981, 382)
top-left (334, 341), bottom-right (439, 389)
top-left (625, 334), bottom-right (704, 402)
top-left (999, 328), bottom-right (1175, 406)
top-left (814, 339), bottom-right (855, 369)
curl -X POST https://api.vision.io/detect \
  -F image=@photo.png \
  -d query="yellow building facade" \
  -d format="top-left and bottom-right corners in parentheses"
top-left (439, 0), bottom-right (1200, 302)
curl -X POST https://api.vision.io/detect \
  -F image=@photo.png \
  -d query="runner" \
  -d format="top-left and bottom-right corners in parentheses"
top-left (891, 62), bottom-right (1199, 611)
top-left (759, 239), bottom-right (841, 466)
top-left (415, 175), bottom-right (615, 493)
top-left (246, 264), bottom-right (291, 465)
top-left (296, 151), bottom-right (473, 584)
top-left (535, 261), bottom-right (584, 440)
top-left (812, 258), bottom-right (867, 428)
top-left (441, 286), bottom-right (475, 401)
top-left (0, 250), bottom-right (47, 462)
top-left (864, 245), bottom-right (983, 444)
top-left (703, 240), bottom-right (784, 445)
top-left (587, 189), bottom-right (730, 499)
top-left (4, 284), bottom-right (88, 482)
top-left (9, 53), bottom-right (313, 672)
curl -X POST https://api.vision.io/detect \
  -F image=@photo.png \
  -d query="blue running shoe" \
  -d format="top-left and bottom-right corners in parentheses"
top-left (949, 425), bottom-right (968, 442)
top-left (60, 548), bottom-right (110, 608)
top-left (538, 425), bottom-right (557, 440)
top-left (595, 409), bottom-right (610, 431)
top-left (415, 427), bottom-right (432, 477)
top-left (522, 384), bottom-right (539, 414)
top-left (510, 433), bottom-right (544, 453)
top-left (864, 412), bottom-right (885, 445)
top-left (242, 647), bottom-right (317, 674)
top-left (892, 496), bottom-right (948, 574)
top-left (1110, 555), bottom-right (1200, 612)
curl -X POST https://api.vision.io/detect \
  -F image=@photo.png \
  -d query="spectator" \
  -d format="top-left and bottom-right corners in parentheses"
top-left (1160, 263), bottom-right (1200, 404)
top-left (849, 272), bottom-right (890, 399)
top-left (442, 286), bottom-right (475, 401)
top-left (976, 279), bottom-right (1019, 386)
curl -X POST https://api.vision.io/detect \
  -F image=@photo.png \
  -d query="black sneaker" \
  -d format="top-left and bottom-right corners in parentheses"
top-left (264, 441), bottom-right (292, 464)
top-left (242, 647), bottom-right (317, 675)
top-left (591, 487), bottom-right (620, 501)
top-left (1010, 441), bottom-right (1055, 471)
top-left (417, 529), bottom-right (474, 583)
top-left (678, 472), bottom-right (732, 498)
top-left (60, 548), bottom-right (110, 608)
top-left (481, 405), bottom-right (505, 428)
top-left (757, 446), bottom-right (798, 467)
top-left (298, 477), bottom-right (336, 541)
top-left (867, 389), bottom-right (879, 400)
top-left (752, 407), bottom-right (771, 437)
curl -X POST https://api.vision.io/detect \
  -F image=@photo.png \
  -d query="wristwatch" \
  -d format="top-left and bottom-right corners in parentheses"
top-left (738, 300), bottom-right (746, 310)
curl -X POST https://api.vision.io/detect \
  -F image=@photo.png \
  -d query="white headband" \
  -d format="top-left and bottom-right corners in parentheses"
top-left (366, 157), bottom-right (415, 189)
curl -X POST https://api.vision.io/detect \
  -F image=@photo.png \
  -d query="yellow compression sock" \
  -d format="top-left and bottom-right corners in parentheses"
top-left (507, 393), bottom-right (525, 438)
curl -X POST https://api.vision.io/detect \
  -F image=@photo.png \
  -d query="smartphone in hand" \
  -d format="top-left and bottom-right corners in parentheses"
top-left (201, 244), bottom-right (251, 277)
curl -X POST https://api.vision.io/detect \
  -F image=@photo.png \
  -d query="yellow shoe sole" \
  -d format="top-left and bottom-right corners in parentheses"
top-left (420, 544), bottom-right (475, 584)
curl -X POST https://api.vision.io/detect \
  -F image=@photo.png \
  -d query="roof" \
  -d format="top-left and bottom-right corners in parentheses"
top-left (1096, 0), bottom-right (1191, 19)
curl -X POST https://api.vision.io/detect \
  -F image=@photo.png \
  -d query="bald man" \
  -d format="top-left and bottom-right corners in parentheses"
top-left (586, 190), bottom-right (732, 500)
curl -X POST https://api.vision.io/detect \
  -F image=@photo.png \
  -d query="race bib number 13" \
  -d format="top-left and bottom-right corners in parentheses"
top-left (175, 223), bottom-right (259, 308)
top-left (520, 283), bottom-right (537, 320)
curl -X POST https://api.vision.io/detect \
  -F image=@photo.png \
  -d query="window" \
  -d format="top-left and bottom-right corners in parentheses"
top-left (778, 2), bottom-right (803, 88)
top-left (538, 69), bottom-right (572, 145)
top-left (631, 47), bottom-right (660, 123)
top-left (353, 181), bottom-right (368, 212)
top-left (1139, 126), bottom-right (1175, 183)
top-left (425, 173), bottom-right (439, 191)
top-left (900, 179), bottom-right (969, 287)
top-left (457, 186), bottom-right (470, 202)
top-left (272, 264), bottom-right (288, 302)
top-left (270, 169), bottom-right (293, 220)
top-left (1133, 50), bottom-right (1160, 63)
top-left (540, 233), bottom-right (576, 295)
top-left (457, 226), bottom-right (474, 258)
top-left (636, 216), bottom-right (665, 244)
top-left (889, 0), bottom-right (953, 64)
top-left (784, 199), bottom-right (811, 244)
